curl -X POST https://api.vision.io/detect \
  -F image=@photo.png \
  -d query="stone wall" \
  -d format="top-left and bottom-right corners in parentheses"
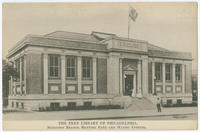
top-left (97, 58), bottom-right (107, 93)
top-left (185, 63), bottom-right (192, 93)
top-left (26, 53), bottom-right (43, 94)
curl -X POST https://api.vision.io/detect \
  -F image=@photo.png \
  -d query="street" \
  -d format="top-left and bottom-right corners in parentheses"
top-left (3, 107), bottom-right (198, 121)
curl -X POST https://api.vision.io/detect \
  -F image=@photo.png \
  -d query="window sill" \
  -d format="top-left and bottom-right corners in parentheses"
top-left (48, 77), bottom-right (61, 80)
top-left (66, 77), bottom-right (77, 80)
top-left (82, 78), bottom-right (93, 81)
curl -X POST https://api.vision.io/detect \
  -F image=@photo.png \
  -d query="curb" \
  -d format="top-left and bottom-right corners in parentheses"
top-left (68, 113), bottom-right (197, 120)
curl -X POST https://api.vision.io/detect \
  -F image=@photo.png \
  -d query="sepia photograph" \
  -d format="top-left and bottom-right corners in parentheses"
top-left (2, 2), bottom-right (198, 130)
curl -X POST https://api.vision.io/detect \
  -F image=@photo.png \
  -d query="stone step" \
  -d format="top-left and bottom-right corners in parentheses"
top-left (127, 97), bottom-right (156, 111)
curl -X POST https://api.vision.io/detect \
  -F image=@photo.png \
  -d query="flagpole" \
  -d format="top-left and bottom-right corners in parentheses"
top-left (128, 7), bottom-right (130, 39)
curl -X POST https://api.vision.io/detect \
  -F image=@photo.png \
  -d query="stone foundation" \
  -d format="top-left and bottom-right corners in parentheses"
top-left (8, 94), bottom-right (115, 111)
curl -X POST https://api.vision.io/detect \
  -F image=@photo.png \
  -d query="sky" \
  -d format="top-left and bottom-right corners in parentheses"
top-left (2, 2), bottom-right (197, 71)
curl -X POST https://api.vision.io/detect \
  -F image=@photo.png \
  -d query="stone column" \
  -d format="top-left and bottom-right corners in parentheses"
top-left (141, 56), bottom-right (148, 96)
top-left (182, 64), bottom-right (185, 94)
top-left (93, 57), bottom-right (97, 94)
top-left (152, 62), bottom-right (155, 94)
top-left (172, 63), bottom-right (176, 94)
top-left (24, 56), bottom-right (26, 95)
top-left (61, 55), bottom-right (66, 94)
top-left (13, 62), bottom-right (16, 96)
top-left (77, 56), bottom-right (82, 94)
top-left (10, 76), bottom-right (13, 95)
top-left (162, 63), bottom-right (166, 94)
top-left (119, 59), bottom-right (123, 95)
top-left (43, 54), bottom-right (48, 94)
top-left (9, 79), bottom-right (11, 96)
top-left (136, 60), bottom-right (142, 98)
top-left (20, 57), bottom-right (23, 95)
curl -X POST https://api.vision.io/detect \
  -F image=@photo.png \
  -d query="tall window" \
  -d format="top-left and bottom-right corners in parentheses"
top-left (175, 64), bottom-right (182, 81)
top-left (48, 55), bottom-right (60, 78)
top-left (155, 63), bottom-right (162, 81)
top-left (15, 59), bottom-right (20, 81)
top-left (82, 57), bottom-right (92, 80)
top-left (66, 56), bottom-right (76, 79)
top-left (165, 63), bottom-right (172, 81)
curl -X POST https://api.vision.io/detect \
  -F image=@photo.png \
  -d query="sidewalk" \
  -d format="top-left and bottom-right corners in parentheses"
top-left (64, 107), bottom-right (198, 120)
top-left (3, 107), bottom-right (198, 120)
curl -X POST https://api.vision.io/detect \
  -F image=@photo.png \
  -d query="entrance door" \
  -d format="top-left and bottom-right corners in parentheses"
top-left (124, 74), bottom-right (134, 96)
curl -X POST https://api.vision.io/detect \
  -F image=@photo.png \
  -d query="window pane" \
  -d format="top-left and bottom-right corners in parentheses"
top-left (48, 55), bottom-right (60, 77)
top-left (83, 59), bottom-right (86, 67)
top-left (67, 68), bottom-right (70, 77)
top-left (71, 58), bottom-right (75, 67)
top-left (66, 56), bottom-right (76, 78)
top-left (175, 64), bottom-right (181, 81)
top-left (87, 69), bottom-right (90, 78)
top-left (55, 56), bottom-right (58, 66)
top-left (71, 68), bottom-right (75, 77)
top-left (67, 58), bottom-right (70, 67)
top-left (50, 56), bottom-right (53, 66)
top-left (87, 59), bottom-right (90, 68)
top-left (55, 67), bottom-right (58, 76)
top-left (155, 63), bottom-right (162, 80)
top-left (83, 68), bottom-right (86, 78)
top-left (50, 67), bottom-right (54, 76)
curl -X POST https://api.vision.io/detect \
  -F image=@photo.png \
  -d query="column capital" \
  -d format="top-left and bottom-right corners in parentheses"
top-left (138, 60), bottom-right (142, 64)
top-left (43, 53), bottom-right (48, 55)
top-left (93, 56), bottom-right (97, 59)
top-left (61, 55), bottom-right (65, 60)
top-left (119, 58), bottom-right (123, 63)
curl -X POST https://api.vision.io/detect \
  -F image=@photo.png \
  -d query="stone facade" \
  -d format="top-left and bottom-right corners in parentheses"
top-left (7, 31), bottom-right (193, 110)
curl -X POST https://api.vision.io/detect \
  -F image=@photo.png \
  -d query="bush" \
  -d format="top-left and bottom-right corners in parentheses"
top-left (38, 104), bottom-right (122, 112)
top-left (163, 102), bottom-right (197, 107)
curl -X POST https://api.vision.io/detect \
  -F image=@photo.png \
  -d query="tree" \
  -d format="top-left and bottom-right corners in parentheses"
top-left (2, 59), bottom-right (17, 107)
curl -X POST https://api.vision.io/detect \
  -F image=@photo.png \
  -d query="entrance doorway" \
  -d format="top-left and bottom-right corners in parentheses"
top-left (123, 71), bottom-right (136, 96)
top-left (124, 74), bottom-right (134, 96)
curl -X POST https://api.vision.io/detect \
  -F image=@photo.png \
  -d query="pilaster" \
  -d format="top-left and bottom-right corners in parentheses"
top-left (136, 60), bottom-right (142, 98)
top-left (162, 62), bottom-right (166, 94)
top-left (93, 57), bottom-right (97, 94)
top-left (77, 56), bottom-right (82, 94)
top-left (24, 56), bottom-right (27, 95)
top-left (61, 55), bottom-right (66, 94)
top-left (10, 76), bottom-right (13, 95)
top-left (20, 57), bottom-right (23, 95)
top-left (182, 64), bottom-right (185, 94)
top-left (141, 56), bottom-right (148, 96)
top-left (172, 63), bottom-right (176, 94)
top-left (43, 54), bottom-right (48, 94)
top-left (119, 59), bottom-right (123, 95)
top-left (152, 62), bottom-right (155, 94)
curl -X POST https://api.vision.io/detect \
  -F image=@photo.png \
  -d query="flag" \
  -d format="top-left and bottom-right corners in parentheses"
top-left (129, 7), bottom-right (138, 21)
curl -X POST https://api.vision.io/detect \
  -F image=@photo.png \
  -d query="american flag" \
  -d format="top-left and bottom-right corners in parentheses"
top-left (129, 7), bottom-right (138, 21)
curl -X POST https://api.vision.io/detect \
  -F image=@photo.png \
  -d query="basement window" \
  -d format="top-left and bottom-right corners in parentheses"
top-left (83, 101), bottom-right (92, 107)
top-left (68, 102), bottom-right (76, 108)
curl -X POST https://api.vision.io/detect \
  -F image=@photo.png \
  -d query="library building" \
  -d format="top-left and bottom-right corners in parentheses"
top-left (7, 31), bottom-right (193, 110)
